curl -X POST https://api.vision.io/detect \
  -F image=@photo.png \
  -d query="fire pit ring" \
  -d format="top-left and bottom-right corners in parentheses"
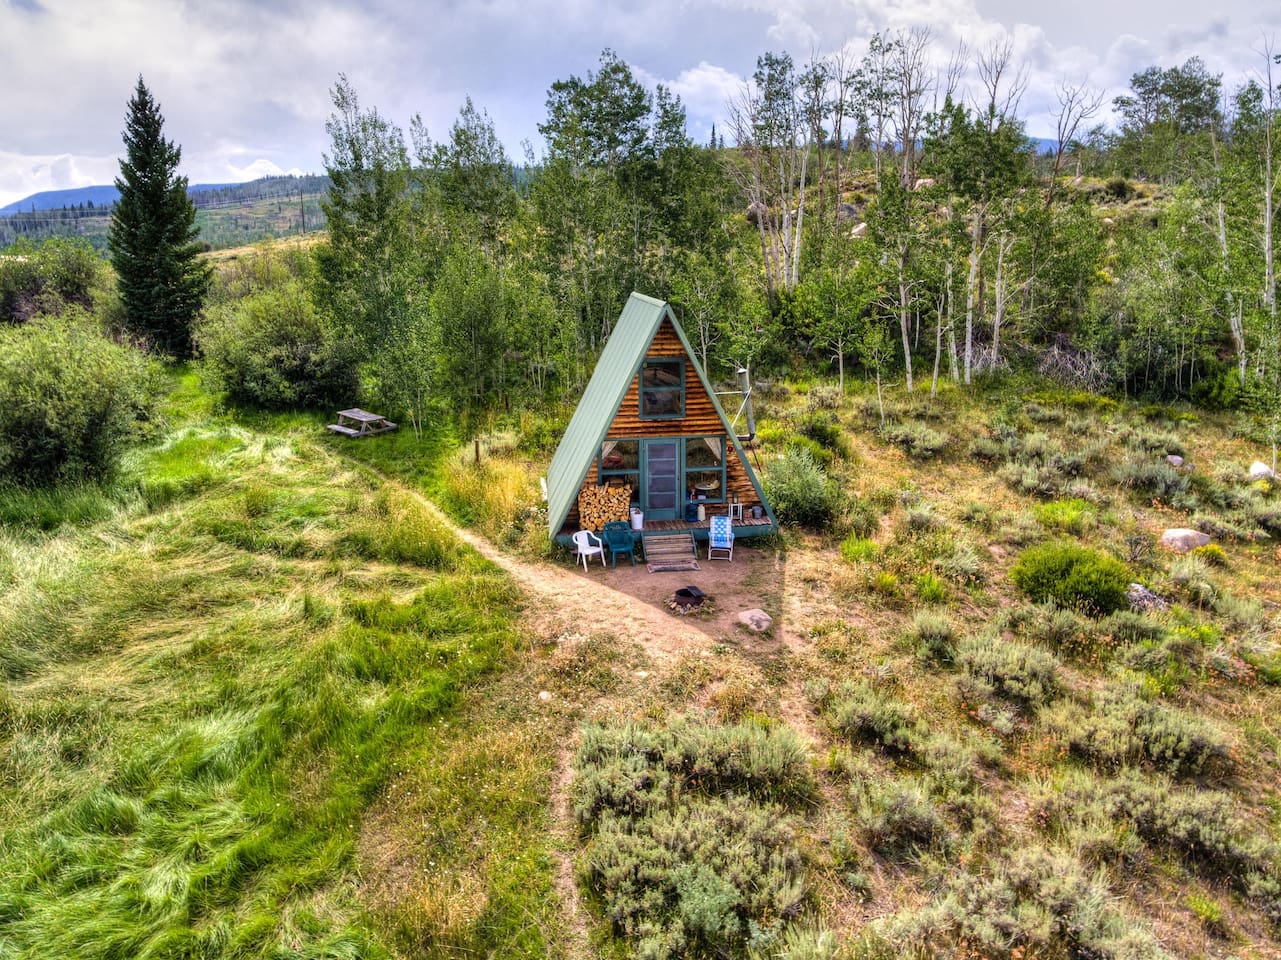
top-left (669, 585), bottom-right (707, 614)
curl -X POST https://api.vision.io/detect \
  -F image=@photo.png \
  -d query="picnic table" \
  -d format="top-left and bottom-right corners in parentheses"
top-left (326, 408), bottom-right (398, 439)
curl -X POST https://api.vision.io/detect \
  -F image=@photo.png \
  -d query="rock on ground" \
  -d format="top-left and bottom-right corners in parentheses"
top-left (1128, 583), bottom-right (1169, 612)
top-left (1160, 528), bottom-right (1211, 552)
top-left (738, 608), bottom-right (773, 632)
top-left (1249, 460), bottom-right (1276, 480)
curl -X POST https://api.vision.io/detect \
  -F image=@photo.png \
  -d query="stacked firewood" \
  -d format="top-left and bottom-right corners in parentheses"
top-left (577, 484), bottom-right (632, 531)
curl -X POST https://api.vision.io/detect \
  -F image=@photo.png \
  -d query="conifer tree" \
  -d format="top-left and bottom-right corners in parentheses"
top-left (108, 76), bottom-right (210, 356)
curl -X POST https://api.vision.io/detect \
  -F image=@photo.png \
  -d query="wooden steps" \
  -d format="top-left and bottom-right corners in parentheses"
top-left (642, 532), bottom-right (697, 563)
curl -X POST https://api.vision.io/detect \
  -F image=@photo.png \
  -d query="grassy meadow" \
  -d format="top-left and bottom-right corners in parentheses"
top-left (0, 370), bottom-right (566, 958)
top-left (2, 368), bottom-right (1281, 959)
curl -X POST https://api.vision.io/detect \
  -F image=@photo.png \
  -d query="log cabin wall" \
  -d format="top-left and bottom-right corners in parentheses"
top-left (563, 318), bottom-right (763, 530)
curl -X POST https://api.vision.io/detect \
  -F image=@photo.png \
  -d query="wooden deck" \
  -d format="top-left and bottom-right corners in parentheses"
top-left (556, 512), bottom-right (773, 545)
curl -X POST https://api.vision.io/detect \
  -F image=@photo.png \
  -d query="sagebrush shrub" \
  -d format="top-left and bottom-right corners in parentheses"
top-left (880, 846), bottom-right (1168, 959)
top-left (1010, 542), bottom-right (1131, 616)
top-left (856, 780), bottom-right (948, 857)
top-left (907, 611), bottom-right (955, 661)
top-left (1043, 771), bottom-right (1281, 920)
top-left (955, 635), bottom-right (1059, 705)
top-left (1054, 686), bottom-right (1229, 777)
top-left (1112, 457), bottom-right (1190, 501)
top-left (881, 422), bottom-right (949, 459)
top-left (574, 719), bottom-right (813, 958)
top-left (763, 448), bottom-right (840, 528)
top-left (1100, 610), bottom-right (1166, 646)
top-left (827, 683), bottom-right (925, 757)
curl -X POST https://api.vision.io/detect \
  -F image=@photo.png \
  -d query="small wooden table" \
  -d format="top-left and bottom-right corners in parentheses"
top-left (327, 408), bottom-right (398, 438)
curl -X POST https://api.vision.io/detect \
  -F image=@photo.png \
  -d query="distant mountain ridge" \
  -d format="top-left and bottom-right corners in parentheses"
top-left (1, 182), bottom-right (241, 216)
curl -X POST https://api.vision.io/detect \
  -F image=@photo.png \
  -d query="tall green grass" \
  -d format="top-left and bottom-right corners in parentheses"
top-left (0, 403), bottom-right (554, 957)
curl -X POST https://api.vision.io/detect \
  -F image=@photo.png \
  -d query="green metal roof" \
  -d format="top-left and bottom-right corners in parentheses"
top-left (546, 291), bottom-right (776, 538)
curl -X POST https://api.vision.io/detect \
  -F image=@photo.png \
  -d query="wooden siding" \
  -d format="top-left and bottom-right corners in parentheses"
top-left (563, 319), bottom-right (764, 529)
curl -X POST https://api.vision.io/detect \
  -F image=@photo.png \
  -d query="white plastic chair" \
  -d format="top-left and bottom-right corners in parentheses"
top-left (706, 515), bottom-right (734, 561)
top-left (572, 529), bottom-right (605, 570)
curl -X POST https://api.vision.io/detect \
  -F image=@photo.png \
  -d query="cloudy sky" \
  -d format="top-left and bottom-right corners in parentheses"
top-left (1, 0), bottom-right (1278, 208)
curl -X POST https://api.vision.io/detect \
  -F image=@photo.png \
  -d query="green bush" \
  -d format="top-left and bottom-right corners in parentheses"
top-left (763, 448), bottom-right (840, 528)
top-left (197, 280), bottom-right (359, 410)
top-left (797, 410), bottom-right (847, 456)
top-left (840, 535), bottom-right (878, 563)
top-left (0, 312), bottom-right (159, 484)
top-left (1010, 542), bottom-right (1131, 616)
top-left (1033, 498), bottom-right (1097, 535)
top-left (914, 572), bottom-right (948, 603)
top-left (0, 237), bottom-right (108, 323)
top-left (844, 494), bottom-right (880, 538)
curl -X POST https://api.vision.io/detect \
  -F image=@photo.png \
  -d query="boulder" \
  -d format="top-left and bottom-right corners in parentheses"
top-left (738, 608), bottom-right (773, 632)
top-left (1159, 528), bottom-right (1211, 553)
top-left (1249, 460), bottom-right (1275, 480)
top-left (1166, 454), bottom-right (1184, 467)
top-left (745, 201), bottom-right (768, 226)
top-left (850, 222), bottom-right (868, 238)
top-left (836, 202), bottom-right (859, 223)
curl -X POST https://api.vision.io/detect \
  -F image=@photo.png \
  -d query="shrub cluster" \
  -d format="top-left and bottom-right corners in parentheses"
top-left (0, 312), bottom-right (159, 484)
top-left (0, 237), bottom-right (107, 323)
top-left (955, 635), bottom-right (1059, 705)
top-left (1010, 542), bottom-right (1131, 616)
top-left (880, 421), bottom-right (949, 459)
top-left (855, 780), bottom-right (948, 858)
top-left (1052, 687), bottom-right (1230, 777)
top-left (1112, 456), bottom-right (1191, 502)
top-left (825, 682), bottom-right (925, 757)
top-left (574, 720), bottom-right (812, 958)
top-left (763, 448), bottom-right (840, 528)
top-left (881, 847), bottom-right (1169, 959)
top-left (1039, 772), bottom-right (1281, 923)
top-left (197, 280), bottom-right (359, 410)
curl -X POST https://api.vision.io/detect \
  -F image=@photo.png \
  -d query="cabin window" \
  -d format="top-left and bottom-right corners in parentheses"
top-left (685, 437), bottom-right (726, 503)
top-left (640, 359), bottom-right (684, 419)
top-left (598, 440), bottom-right (640, 505)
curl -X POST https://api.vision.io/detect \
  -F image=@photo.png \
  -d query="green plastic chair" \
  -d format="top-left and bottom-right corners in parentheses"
top-left (601, 521), bottom-right (636, 568)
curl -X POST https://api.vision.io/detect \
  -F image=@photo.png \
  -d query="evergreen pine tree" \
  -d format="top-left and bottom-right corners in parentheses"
top-left (108, 76), bottom-right (210, 356)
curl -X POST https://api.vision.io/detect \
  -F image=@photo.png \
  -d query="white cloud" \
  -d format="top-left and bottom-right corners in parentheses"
top-left (0, 0), bottom-right (1275, 209)
top-left (0, 151), bottom-right (119, 209)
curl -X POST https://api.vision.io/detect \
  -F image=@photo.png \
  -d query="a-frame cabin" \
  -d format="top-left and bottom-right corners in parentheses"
top-left (547, 292), bottom-right (777, 545)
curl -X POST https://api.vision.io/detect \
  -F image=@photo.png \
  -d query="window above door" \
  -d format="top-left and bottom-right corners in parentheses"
top-left (640, 359), bottom-right (684, 419)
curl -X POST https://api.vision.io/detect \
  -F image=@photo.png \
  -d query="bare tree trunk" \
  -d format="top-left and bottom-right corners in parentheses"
top-left (964, 204), bottom-right (983, 385)
top-left (991, 234), bottom-right (1011, 369)
top-left (898, 242), bottom-right (915, 393)
top-left (931, 283), bottom-right (944, 397)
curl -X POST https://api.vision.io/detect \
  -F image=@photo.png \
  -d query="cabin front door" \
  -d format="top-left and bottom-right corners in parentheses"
top-left (642, 439), bottom-right (679, 521)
